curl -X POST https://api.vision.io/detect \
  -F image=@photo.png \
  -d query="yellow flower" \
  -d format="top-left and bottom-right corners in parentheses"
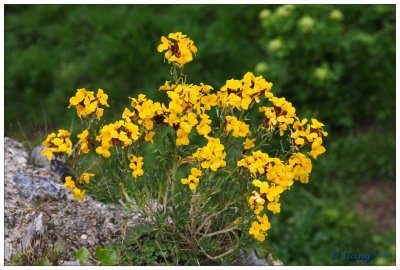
top-left (181, 167), bottom-right (202, 191)
top-left (96, 145), bottom-right (111, 158)
top-left (252, 179), bottom-right (269, 194)
top-left (80, 172), bottom-right (95, 184)
top-left (72, 188), bottom-right (85, 203)
top-left (267, 202), bottom-right (281, 214)
top-left (77, 129), bottom-right (90, 154)
top-left (225, 116), bottom-right (251, 138)
top-left (196, 114), bottom-right (212, 136)
top-left (144, 131), bottom-right (156, 144)
top-left (64, 176), bottom-right (76, 190)
top-left (41, 148), bottom-right (54, 161)
top-left (309, 137), bottom-right (326, 159)
top-left (243, 138), bottom-right (256, 150)
top-left (265, 184), bottom-right (283, 202)
top-left (68, 88), bottom-right (86, 107)
top-left (176, 129), bottom-right (190, 146)
top-left (257, 214), bottom-right (271, 231)
top-left (191, 167), bottom-right (202, 177)
top-left (97, 89), bottom-right (110, 107)
top-left (201, 94), bottom-right (218, 110)
top-left (249, 221), bottom-right (266, 242)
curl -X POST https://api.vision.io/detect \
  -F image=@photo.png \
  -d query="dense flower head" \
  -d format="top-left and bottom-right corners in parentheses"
top-left (290, 117), bottom-right (328, 159)
top-left (128, 154), bottom-right (144, 178)
top-left (41, 129), bottom-right (73, 160)
top-left (95, 120), bottom-right (142, 158)
top-left (249, 214), bottom-right (272, 242)
top-left (68, 88), bottom-right (109, 119)
top-left (288, 152), bottom-right (312, 183)
top-left (217, 72), bottom-right (273, 111)
top-left (157, 32), bottom-right (197, 67)
top-left (192, 136), bottom-right (227, 171)
top-left (225, 116), bottom-right (251, 138)
top-left (259, 96), bottom-right (296, 136)
top-left (127, 94), bottom-right (166, 132)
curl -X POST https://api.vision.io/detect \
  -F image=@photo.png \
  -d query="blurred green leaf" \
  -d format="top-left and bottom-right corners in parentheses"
top-left (74, 247), bottom-right (90, 265)
top-left (95, 246), bottom-right (118, 266)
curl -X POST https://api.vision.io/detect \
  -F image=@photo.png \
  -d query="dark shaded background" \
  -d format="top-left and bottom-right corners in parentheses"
top-left (4, 4), bottom-right (395, 265)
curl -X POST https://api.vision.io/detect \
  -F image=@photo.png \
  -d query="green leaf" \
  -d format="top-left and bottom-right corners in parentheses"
top-left (53, 243), bottom-right (65, 255)
top-left (37, 257), bottom-right (53, 266)
top-left (74, 247), bottom-right (90, 265)
top-left (124, 224), bottom-right (153, 246)
top-left (95, 246), bottom-right (118, 266)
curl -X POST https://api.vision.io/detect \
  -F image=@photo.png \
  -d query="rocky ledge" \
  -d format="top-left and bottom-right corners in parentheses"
top-left (4, 137), bottom-right (137, 265)
top-left (4, 137), bottom-right (282, 266)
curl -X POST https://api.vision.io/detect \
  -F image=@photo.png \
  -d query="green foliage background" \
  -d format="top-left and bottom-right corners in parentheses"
top-left (5, 4), bottom-right (395, 266)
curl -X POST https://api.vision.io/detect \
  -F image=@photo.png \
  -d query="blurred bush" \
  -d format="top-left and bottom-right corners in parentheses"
top-left (256, 4), bottom-right (395, 131)
top-left (5, 5), bottom-right (264, 138)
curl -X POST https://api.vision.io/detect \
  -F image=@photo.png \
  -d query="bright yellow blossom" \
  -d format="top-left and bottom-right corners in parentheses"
top-left (80, 172), bottom-right (95, 184)
top-left (64, 176), bottom-right (76, 190)
top-left (128, 154), bottom-right (144, 178)
top-left (157, 32), bottom-right (197, 67)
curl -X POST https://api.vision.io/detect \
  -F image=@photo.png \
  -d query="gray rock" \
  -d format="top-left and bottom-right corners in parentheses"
top-left (20, 212), bottom-right (47, 250)
top-left (267, 253), bottom-right (284, 266)
top-left (50, 158), bottom-right (77, 183)
top-left (13, 174), bottom-right (66, 202)
top-left (29, 146), bottom-right (51, 168)
top-left (236, 250), bottom-right (268, 266)
top-left (235, 250), bottom-right (283, 266)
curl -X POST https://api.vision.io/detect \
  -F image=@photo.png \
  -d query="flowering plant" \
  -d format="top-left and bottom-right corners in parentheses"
top-left (42, 32), bottom-right (327, 264)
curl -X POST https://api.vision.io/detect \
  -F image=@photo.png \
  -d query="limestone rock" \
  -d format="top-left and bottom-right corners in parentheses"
top-left (29, 146), bottom-right (51, 168)
top-left (13, 174), bottom-right (66, 202)
top-left (4, 137), bottom-right (141, 265)
top-left (235, 250), bottom-right (284, 266)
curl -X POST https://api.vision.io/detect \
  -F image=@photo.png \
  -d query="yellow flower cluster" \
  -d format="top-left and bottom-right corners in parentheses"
top-left (160, 82), bottom-right (215, 145)
top-left (225, 116), bottom-right (251, 138)
top-left (68, 88), bottom-right (109, 119)
top-left (95, 120), bottom-right (141, 158)
top-left (77, 129), bottom-right (90, 154)
top-left (181, 167), bottom-right (202, 191)
top-left (237, 148), bottom-right (318, 241)
top-left (249, 214), bottom-right (271, 242)
top-left (259, 96), bottom-right (296, 136)
top-left (218, 72), bottom-right (273, 110)
top-left (128, 154), bottom-right (144, 178)
top-left (41, 129), bottom-right (73, 160)
top-left (127, 94), bottom-right (164, 143)
top-left (157, 32), bottom-right (197, 67)
top-left (192, 136), bottom-right (227, 171)
top-left (64, 172), bottom-right (94, 203)
top-left (291, 118), bottom-right (328, 159)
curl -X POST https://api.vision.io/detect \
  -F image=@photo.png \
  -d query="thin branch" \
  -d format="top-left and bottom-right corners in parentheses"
top-left (197, 225), bottom-right (236, 238)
